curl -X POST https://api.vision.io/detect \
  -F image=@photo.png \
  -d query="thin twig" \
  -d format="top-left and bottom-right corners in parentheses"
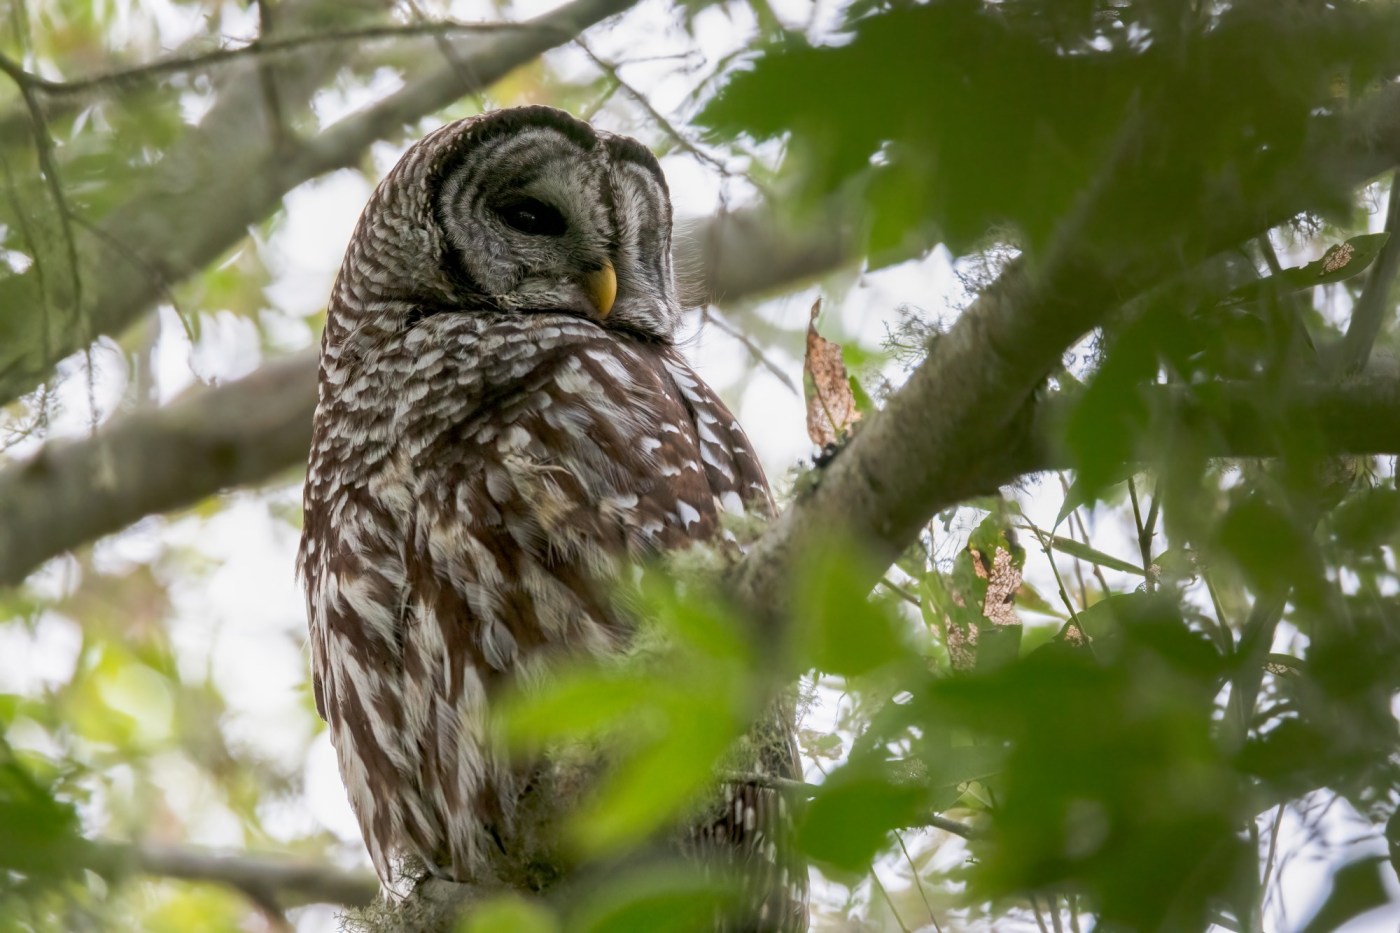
top-left (575, 38), bottom-right (736, 179)
top-left (894, 831), bottom-right (940, 932)
top-left (401, 0), bottom-right (488, 115)
top-left (1068, 508), bottom-right (1108, 598)
top-left (871, 868), bottom-right (911, 933)
top-left (924, 813), bottom-right (978, 839)
top-left (0, 20), bottom-right (541, 99)
top-left (1125, 479), bottom-right (1148, 565)
top-left (1031, 895), bottom-right (1052, 933)
top-left (1202, 571), bottom-right (1235, 654)
top-left (1126, 473), bottom-right (1161, 592)
top-left (718, 770), bottom-right (980, 838)
top-left (1259, 803), bottom-right (1285, 928)
top-left (252, 0), bottom-right (288, 154)
top-left (1023, 519), bottom-right (1083, 624)
top-left (1257, 234), bottom-right (1284, 275)
top-left (0, 51), bottom-right (82, 337)
top-left (699, 305), bottom-right (799, 395)
top-left (1337, 172), bottom-right (1400, 374)
top-left (1221, 589), bottom-right (1291, 755)
top-left (0, 144), bottom-right (52, 432)
top-left (880, 575), bottom-right (921, 607)
top-left (1142, 480), bottom-right (1161, 563)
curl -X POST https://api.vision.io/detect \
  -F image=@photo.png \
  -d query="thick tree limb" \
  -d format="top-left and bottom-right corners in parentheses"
top-left (0, 0), bottom-right (642, 410)
top-left (6, 351), bottom-right (1400, 588)
top-left (89, 839), bottom-right (378, 910)
top-left (678, 204), bottom-right (856, 308)
top-left (727, 82), bottom-right (1400, 628)
top-left (0, 352), bottom-right (316, 586)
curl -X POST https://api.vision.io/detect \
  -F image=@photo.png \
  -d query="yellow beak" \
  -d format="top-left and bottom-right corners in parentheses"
top-left (583, 261), bottom-right (617, 319)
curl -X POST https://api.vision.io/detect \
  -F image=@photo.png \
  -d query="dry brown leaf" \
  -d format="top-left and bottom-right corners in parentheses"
top-left (971, 546), bottom-right (1022, 627)
top-left (803, 298), bottom-right (862, 448)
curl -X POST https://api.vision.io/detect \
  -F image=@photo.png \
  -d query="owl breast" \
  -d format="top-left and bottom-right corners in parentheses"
top-left (301, 311), bottom-right (770, 881)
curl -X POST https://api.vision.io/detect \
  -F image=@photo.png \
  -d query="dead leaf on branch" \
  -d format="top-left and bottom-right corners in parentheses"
top-left (972, 545), bottom-right (1023, 629)
top-left (804, 298), bottom-right (862, 448)
top-left (928, 516), bottom-right (1026, 674)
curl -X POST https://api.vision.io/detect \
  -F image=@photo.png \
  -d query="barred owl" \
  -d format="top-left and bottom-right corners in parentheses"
top-left (298, 106), bottom-right (806, 929)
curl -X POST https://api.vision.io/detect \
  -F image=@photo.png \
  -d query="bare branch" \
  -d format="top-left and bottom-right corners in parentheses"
top-left (0, 352), bottom-right (317, 587)
top-left (676, 204), bottom-right (856, 308)
top-left (576, 39), bottom-right (736, 179)
top-left (89, 839), bottom-right (378, 910)
top-left (0, 20), bottom-right (547, 100)
top-left (7, 359), bottom-right (1400, 588)
top-left (0, 0), bottom-right (644, 410)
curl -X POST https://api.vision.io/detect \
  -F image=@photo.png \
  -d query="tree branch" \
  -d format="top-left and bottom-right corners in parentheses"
top-left (722, 771), bottom-right (981, 839)
top-left (0, 20), bottom-right (546, 100)
top-left (727, 81), bottom-right (1400, 631)
top-left (6, 350), bottom-right (1400, 588)
top-left (1336, 172), bottom-right (1400, 374)
top-left (0, 0), bottom-right (644, 410)
top-left (89, 839), bottom-right (378, 910)
top-left (0, 352), bottom-right (316, 586)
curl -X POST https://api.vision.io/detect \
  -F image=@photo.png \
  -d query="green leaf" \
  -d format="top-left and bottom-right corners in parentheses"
top-left (1221, 233), bottom-right (1392, 307)
top-left (1070, 592), bottom-right (1145, 644)
top-left (848, 374), bottom-right (877, 416)
top-left (1013, 582), bottom-right (1066, 620)
top-left (635, 575), bottom-right (751, 665)
top-left (792, 544), bottom-right (908, 677)
top-left (498, 669), bottom-right (662, 747)
top-left (1054, 477), bottom-right (1126, 530)
top-left (798, 770), bottom-right (928, 874)
top-left (1063, 314), bottom-right (1157, 499)
top-left (1300, 857), bottom-right (1389, 933)
top-left (975, 621), bottom-right (1023, 673)
top-left (1216, 495), bottom-right (1316, 598)
top-left (1048, 536), bottom-right (1145, 576)
top-left (569, 686), bottom-right (741, 856)
top-left (698, 3), bottom-right (1132, 254)
top-left (0, 755), bottom-right (85, 888)
top-left (461, 896), bottom-right (558, 933)
top-left (569, 864), bottom-right (736, 933)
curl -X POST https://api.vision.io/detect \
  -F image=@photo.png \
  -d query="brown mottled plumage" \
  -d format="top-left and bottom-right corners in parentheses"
top-left (298, 106), bottom-right (806, 929)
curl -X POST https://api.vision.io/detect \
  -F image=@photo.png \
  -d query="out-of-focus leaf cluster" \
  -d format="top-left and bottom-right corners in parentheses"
top-left (700, 0), bottom-right (1398, 265)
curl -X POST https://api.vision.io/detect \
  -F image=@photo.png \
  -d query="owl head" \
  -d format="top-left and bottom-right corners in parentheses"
top-left (328, 106), bottom-right (681, 346)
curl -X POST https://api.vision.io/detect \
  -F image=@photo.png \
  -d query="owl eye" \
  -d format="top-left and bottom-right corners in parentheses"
top-left (497, 198), bottom-right (567, 237)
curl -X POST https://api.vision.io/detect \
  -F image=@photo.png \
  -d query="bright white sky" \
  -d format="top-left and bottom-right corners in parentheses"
top-left (2, 0), bottom-right (1398, 929)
